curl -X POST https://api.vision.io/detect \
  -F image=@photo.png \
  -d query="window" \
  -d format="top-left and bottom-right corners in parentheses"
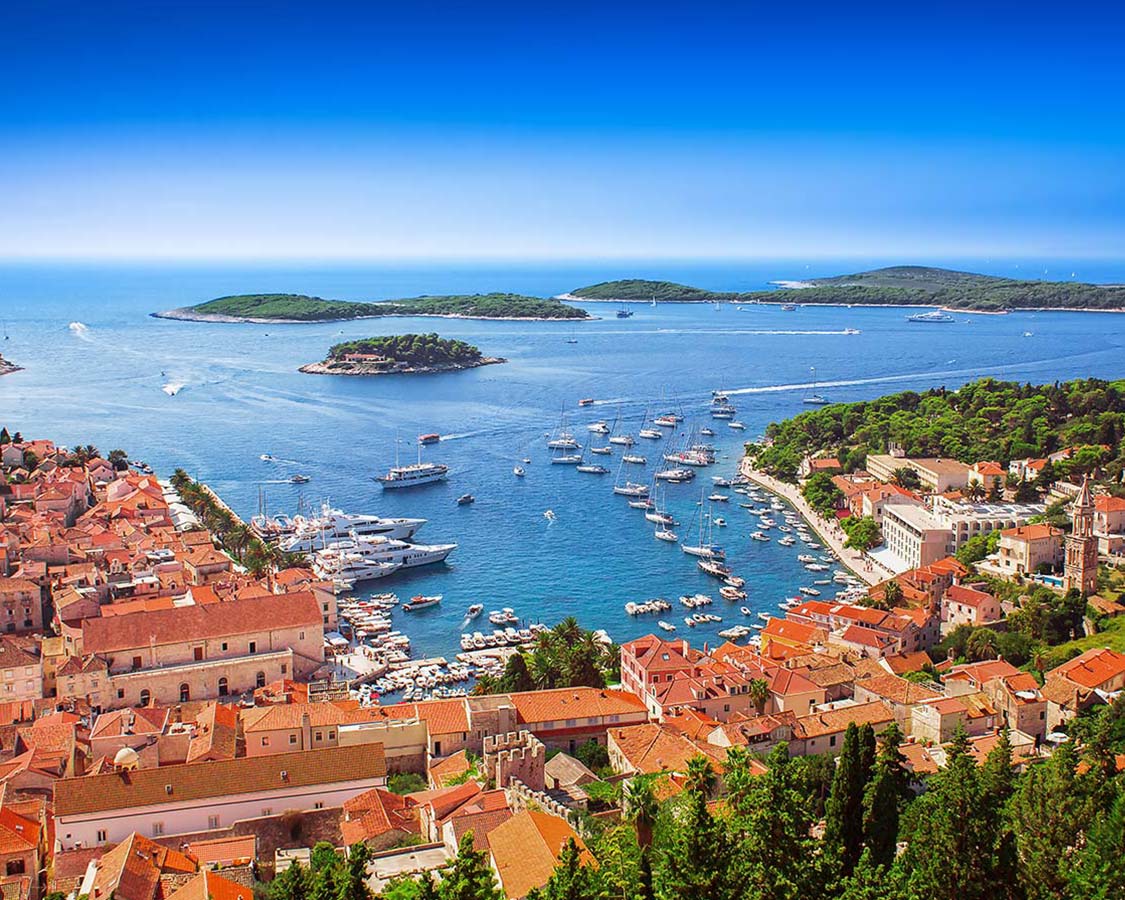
top-left (218, 677), bottom-right (229, 697)
top-left (132, 656), bottom-right (142, 669)
top-left (179, 683), bottom-right (190, 702)
top-left (281, 664), bottom-right (287, 675)
top-left (328, 730), bottom-right (336, 739)
top-left (140, 689), bottom-right (151, 706)
top-left (830, 735), bottom-right (837, 748)
top-left (262, 736), bottom-right (270, 746)
top-left (299, 631), bottom-right (305, 640)
top-left (313, 802), bottom-right (324, 810)
top-left (315, 731), bottom-right (323, 741)
top-left (5, 860), bottom-right (24, 876)
top-left (117, 689), bottom-right (125, 699)
top-left (193, 646), bottom-right (204, 661)
top-left (96, 830), bottom-right (107, 844)
top-left (249, 641), bottom-right (257, 654)
top-left (256, 671), bottom-right (266, 688)
top-left (152, 822), bottom-right (164, 836)
top-left (289, 734), bottom-right (298, 744)
top-left (261, 807), bottom-right (272, 817)
top-left (208, 815), bottom-right (220, 829)
top-left (221, 642), bottom-right (228, 651)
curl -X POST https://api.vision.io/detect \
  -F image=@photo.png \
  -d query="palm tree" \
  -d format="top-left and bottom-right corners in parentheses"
top-left (748, 678), bottom-right (770, 715)
top-left (684, 755), bottom-right (717, 797)
top-left (226, 524), bottom-right (253, 561)
top-left (623, 778), bottom-right (658, 849)
top-left (552, 616), bottom-right (583, 646)
top-left (965, 481), bottom-right (985, 502)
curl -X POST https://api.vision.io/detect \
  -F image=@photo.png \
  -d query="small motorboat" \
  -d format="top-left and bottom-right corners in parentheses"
top-left (466, 604), bottom-right (484, 619)
top-left (713, 517), bottom-right (727, 527)
top-left (720, 586), bottom-right (747, 601)
top-left (578, 398), bottom-right (595, 406)
top-left (289, 474), bottom-right (311, 484)
top-left (513, 466), bottom-right (526, 477)
top-left (522, 457), bottom-right (532, 464)
top-left (403, 594), bottom-right (442, 611)
top-left (708, 493), bottom-right (729, 502)
top-left (260, 453), bottom-right (276, 461)
top-left (457, 494), bottom-right (475, 505)
top-left (418, 433), bottom-right (441, 445)
top-left (700, 427), bottom-right (715, 436)
top-left (543, 509), bottom-right (556, 520)
top-left (740, 606), bottom-right (751, 616)
top-left (728, 421), bottom-right (747, 430)
top-left (725, 575), bottom-right (745, 588)
top-left (587, 421), bottom-right (611, 433)
top-left (751, 531), bottom-right (770, 541)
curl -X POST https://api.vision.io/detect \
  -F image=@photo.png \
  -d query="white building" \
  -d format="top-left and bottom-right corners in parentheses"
top-left (53, 744), bottom-right (387, 850)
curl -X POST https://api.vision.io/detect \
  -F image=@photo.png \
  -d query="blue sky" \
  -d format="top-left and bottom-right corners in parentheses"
top-left (2, 1), bottom-right (1123, 261)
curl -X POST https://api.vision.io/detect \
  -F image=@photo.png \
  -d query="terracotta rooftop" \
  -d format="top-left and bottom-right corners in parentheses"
top-left (165, 871), bottom-right (252, 900)
top-left (488, 811), bottom-right (592, 900)
top-left (1050, 647), bottom-right (1125, 690)
top-left (856, 673), bottom-right (941, 706)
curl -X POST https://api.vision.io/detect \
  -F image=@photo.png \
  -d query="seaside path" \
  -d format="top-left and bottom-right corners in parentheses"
top-left (738, 458), bottom-right (896, 587)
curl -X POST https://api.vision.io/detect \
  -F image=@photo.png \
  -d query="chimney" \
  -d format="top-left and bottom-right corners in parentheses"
top-left (300, 712), bottom-right (312, 749)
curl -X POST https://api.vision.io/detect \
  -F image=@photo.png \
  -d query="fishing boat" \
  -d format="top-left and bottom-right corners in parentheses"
top-left (613, 481), bottom-right (650, 497)
top-left (622, 453), bottom-right (646, 464)
top-left (577, 464), bottom-right (609, 474)
top-left (728, 421), bottom-right (746, 430)
top-left (802, 367), bottom-right (829, 405)
top-left (590, 445), bottom-right (612, 455)
top-left (906, 309), bottom-right (955, 323)
top-left (403, 594), bottom-right (442, 611)
top-left (513, 466), bottom-right (525, 477)
top-left (457, 494), bottom-right (475, 505)
top-left (418, 433), bottom-right (441, 445)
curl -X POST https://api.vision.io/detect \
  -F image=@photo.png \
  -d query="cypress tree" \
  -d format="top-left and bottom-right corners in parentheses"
top-left (825, 723), bottom-right (867, 876)
top-left (439, 833), bottom-right (504, 900)
top-left (861, 723), bottom-right (908, 868)
top-left (1069, 788), bottom-right (1125, 899)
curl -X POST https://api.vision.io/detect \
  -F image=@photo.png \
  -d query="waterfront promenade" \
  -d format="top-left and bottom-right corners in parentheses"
top-left (738, 457), bottom-right (895, 587)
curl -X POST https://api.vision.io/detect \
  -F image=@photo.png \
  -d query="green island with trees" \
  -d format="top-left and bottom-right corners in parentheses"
top-left (568, 266), bottom-right (1125, 311)
top-left (154, 291), bottom-right (590, 322)
top-left (750, 377), bottom-right (1125, 484)
top-left (300, 333), bottom-right (503, 376)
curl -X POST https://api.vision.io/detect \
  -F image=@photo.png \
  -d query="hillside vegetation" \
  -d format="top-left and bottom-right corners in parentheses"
top-left (187, 292), bottom-right (589, 320)
top-left (328, 333), bottom-right (483, 366)
top-left (569, 266), bottom-right (1125, 311)
top-left (751, 377), bottom-right (1125, 482)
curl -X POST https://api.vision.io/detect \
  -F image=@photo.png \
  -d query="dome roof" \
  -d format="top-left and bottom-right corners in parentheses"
top-left (113, 746), bottom-right (140, 768)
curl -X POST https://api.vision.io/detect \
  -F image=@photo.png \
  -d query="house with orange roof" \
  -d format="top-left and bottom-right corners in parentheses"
top-left (760, 617), bottom-right (827, 656)
top-left (0, 639), bottom-right (42, 705)
top-left (488, 810), bottom-right (593, 900)
top-left (995, 523), bottom-right (1063, 576)
top-left (606, 722), bottom-right (725, 776)
top-left (1042, 647), bottom-right (1125, 731)
top-left (0, 806), bottom-right (41, 898)
top-left (911, 693), bottom-right (999, 744)
top-left (619, 635), bottom-right (702, 705)
top-left (339, 787), bottom-right (420, 850)
top-left (798, 456), bottom-right (842, 479)
top-left (788, 700), bottom-right (896, 756)
top-left (706, 710), bottom-right (796, 754)
top-left (969, 461), bottom-right (1006, 492)
top-left (0, 578), bottom-right (43, 636)
top-left (164, 870), bottom-right (253, 900)
top-left (74, 832), bottom-right (197, 900)
top-left (711, 642), bottom-right (827, 716)
top-left (508, 687), bottom-right (648, 754)
top-left (942, 583), bottom-right (1002, 628)
top-left (1094, 494), bottom-right (1125, 555)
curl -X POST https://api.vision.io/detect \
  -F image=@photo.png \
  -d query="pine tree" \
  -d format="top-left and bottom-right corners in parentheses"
top-left (439, 832), bottom-right (504, 900)
top-left (268, 859), bottom-right (310, 900)
top-left (1069, 787), bottom-right (1125, 899)
top-left (825, 723), bottom-right (867, 876)
top-left (838, 850), bottom-right (899, 900)
top-left (529, 838), bottom-right (603, 900)
top-left (861, 723), bottom-right (908, 868)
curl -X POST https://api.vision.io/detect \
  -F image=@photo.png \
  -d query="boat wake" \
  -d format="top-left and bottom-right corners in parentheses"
top-left (440, 430), bottom-right (486, 442)
top-left (162, 381), bottom-right (186, 396)
top-left (68, 321), bottom-right (92, 341)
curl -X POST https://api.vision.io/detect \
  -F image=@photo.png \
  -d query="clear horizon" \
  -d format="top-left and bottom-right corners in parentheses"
top-left (2, 1), bottom-right (1124, 261)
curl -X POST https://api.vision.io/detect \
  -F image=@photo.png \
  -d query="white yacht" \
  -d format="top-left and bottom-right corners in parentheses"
top-left (639, 428), bottom-right (663, 439)
top-left (313, 552), bottom-right (403, 584)
top-left (587, 421), bottom-right (611, 434)
top-left (613, 481), bottom-right (650, 497)
top-left (376, 461), bottom-right (449, 489)
top-left (546, 433), bottom-right (582, 450)
top-left (622, 453), bottom-right (647, 464)
top-left (609, 434), bottom-right (635, 446)
top-left (279, 505), bottom-right (426, 552)
top-left (312, 534), bottom-right (456, 571)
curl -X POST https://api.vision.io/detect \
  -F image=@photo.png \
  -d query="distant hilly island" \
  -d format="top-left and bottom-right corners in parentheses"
top-left (152, 266), bottom-right (1125, 323)
top-left (566, 266), bottom-right (1125, 312)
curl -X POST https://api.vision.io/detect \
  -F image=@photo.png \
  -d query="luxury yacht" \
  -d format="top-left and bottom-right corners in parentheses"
top-left (279, 505), bottom-right (426, 552)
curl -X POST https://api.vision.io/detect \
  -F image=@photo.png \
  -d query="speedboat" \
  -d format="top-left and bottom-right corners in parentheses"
top-left (260, 453), bottom-right (276, 461)
top-left (725, 575), bottom-right (745, 588)
top-left (740, 606), bottom-right (751, 616)
top-left (513, 466), bottom-right (525, 477)
top-left (728, 422), bottom-right (746, 430)
top-left (708, 493), bottom-right (729, 502)
top-left (466, 604), bottom-right (484, 619)
top-left (403, 594), bottom-right (442, 611)
top-left (700, 427), bottom-right (715, 436)
top-left (457, 494), bottom-right (475, 505)
top-left (658, 620), bottom-right (676, 632)
top-left (418, 433), bottom-right (441, 445)
top-left (720, 586), bottom-right (747, 601)
top-left (712, 476), bottom-right (732, 486)
top-left (578, 398), bottom-right (595, 406)
top-left (713, 517), bottom-right (726, 527)
top-left (751, 531), bottom-right (770, 541)
top-left (587, 421), bottom-right (611, 434)
top-left (289, 474), bottom-right (311, 484)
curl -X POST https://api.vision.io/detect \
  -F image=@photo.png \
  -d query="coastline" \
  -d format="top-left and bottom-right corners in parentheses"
top-left (737, 456), bottom-right (894, 587)
top-left (299, 357), bottom-right (506, 376)
top-left (152, 307), bottom-right (595, 324)
top-left (554, 293), bottom-right (1125, 315)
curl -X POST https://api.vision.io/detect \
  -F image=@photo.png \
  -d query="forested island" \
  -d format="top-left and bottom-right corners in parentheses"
top-left (566, 266), bottom-right (1125, 312)
top-left (153, 292), bottom-right (590, 322)
top-left (751, 377), bottom-right (1125, 482)
top-left (299, 333), bottom-right (504, 376)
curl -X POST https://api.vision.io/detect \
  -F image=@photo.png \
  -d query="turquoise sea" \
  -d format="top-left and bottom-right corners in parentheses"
top-left (3, 259), bottom-right (1125, 660)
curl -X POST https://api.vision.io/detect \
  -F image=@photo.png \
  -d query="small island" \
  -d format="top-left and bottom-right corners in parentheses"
top-left (154, 291), bottom-right (590, 323)
top-left (0, 354), bottom-right (21, 377)
top-left (564, 266), bottom-right (1125, 312)
top-left (299, 333), bottom-right (505, 376)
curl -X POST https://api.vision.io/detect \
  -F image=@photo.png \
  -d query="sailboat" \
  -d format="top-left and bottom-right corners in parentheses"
top-left (680, 492), bottom-right (725, 559)
top-left (650, 294), bottom-right (657, 307)
top-left (638, 409), bottom-right (662, 440)
top-left (803, 367), bottom-right (829, 405)
top-left (611, 455), bottom-right (649, 496)
top-left (546, 409), bottom-right (582, 449)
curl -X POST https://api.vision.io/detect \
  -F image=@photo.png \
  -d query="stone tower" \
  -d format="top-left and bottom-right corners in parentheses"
top-left (1064, 476), bottom-right (1098, 595)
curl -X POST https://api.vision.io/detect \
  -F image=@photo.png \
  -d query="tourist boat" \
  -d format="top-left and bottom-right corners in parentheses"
top-left (403, 594), bottom-right (442, 611)
top-left (313, 536), bottom-right (457, 573)
top-left (654, 528), bottom-right (678, 542)
top-left (728, 421), bottom-right (746, 430)
top-left (278, 505), bottom-right (426, 552)
top-left (751, 531), bottom-right (770, 541)
top-left (609, 434), bottom-right (635, 446)
top-left (906, 309), bottom-right (955, 323)
top-left (698, 559), bottom-right (732, 578)
top-left (466, 603), bottom-right (484, 619)
top-left (710, 406), bottom-right (735, 420)
top-left (375, 460), bottom-right (449, 489)
top-left (289, 474), bottom-right (311, 484)
top-left (313, 552), bottom-right (402, 584)
top-left (456, 493), bottom-right (475, 505)
top-left (616, 304), bottom-right (634, 318)
top-left (578, 398), bottom-right (595, 406)
top-left (655, 467), bottom-right (695, 482)
top-left (622, 454), bottom-right (646, 464)
top-left (513, 466), bottom-right (525, 477)
top-left (613, 481), bottom-right (650, 497)
top-left (418, 433), bottom-right (441, 445)
top-left (587, 421), bottom-right (611, 434)
top-left (260, 453), bottom-right (276, 461)
top-left (576, 464), bottom-right (609, 474)
top-left (589, 446), bottom-right (612, 455)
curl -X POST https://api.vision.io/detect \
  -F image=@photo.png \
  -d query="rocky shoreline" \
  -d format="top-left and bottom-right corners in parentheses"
top-left (152, 307), bottom-right (593, 324)
top-left (298, 357), bottom-right (506, 376)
